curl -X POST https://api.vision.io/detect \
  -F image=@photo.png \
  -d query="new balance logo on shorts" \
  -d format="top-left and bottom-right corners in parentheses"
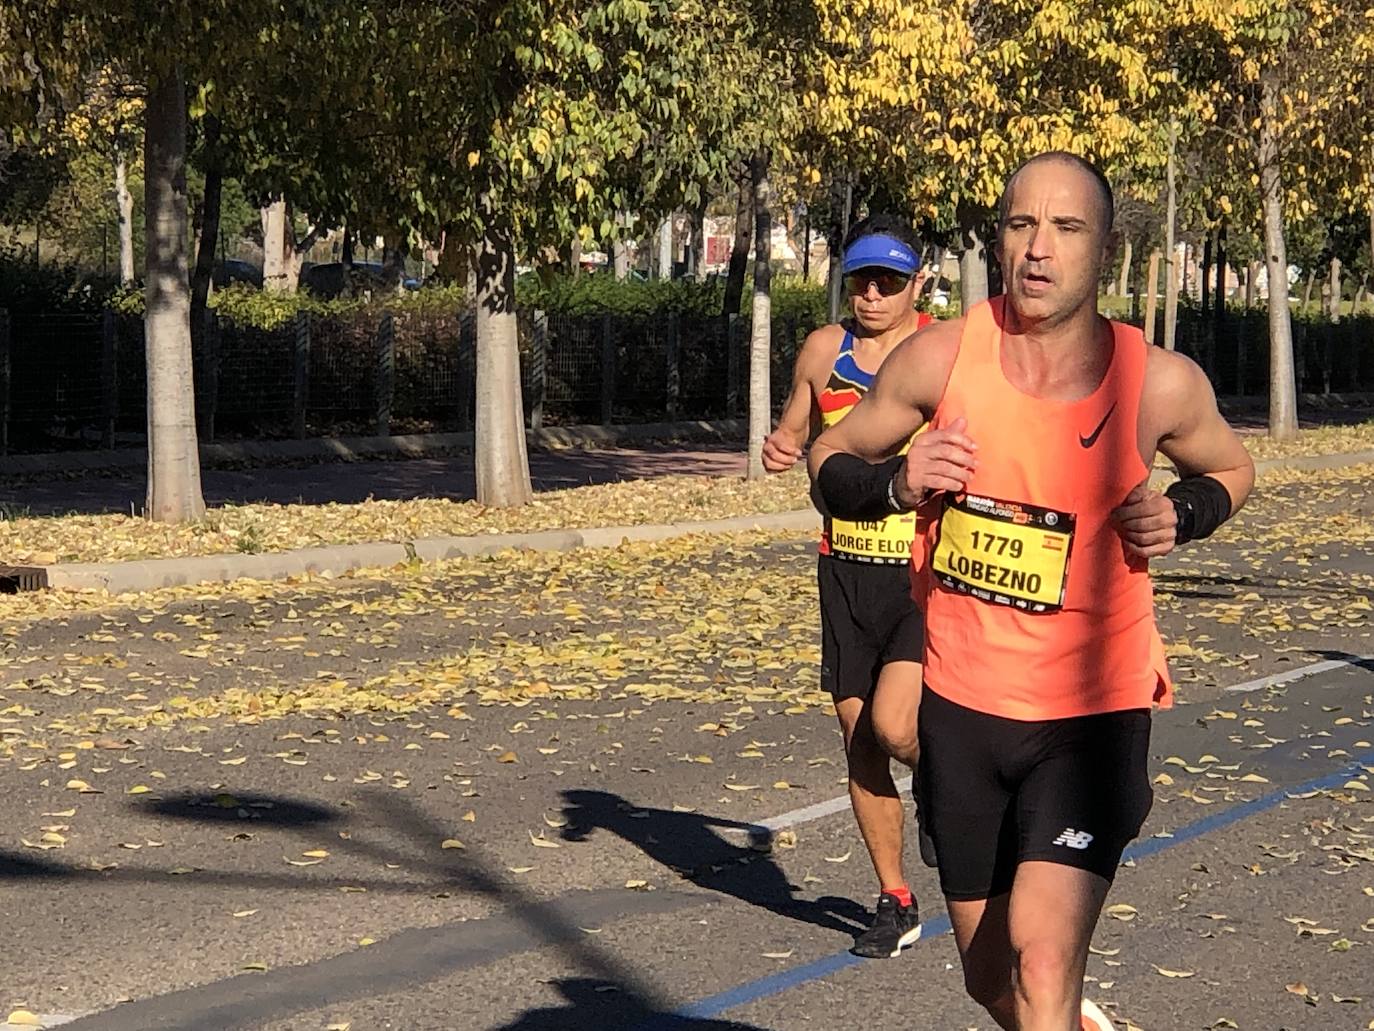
top-left (1053, 828), bottom-right (1094, 850)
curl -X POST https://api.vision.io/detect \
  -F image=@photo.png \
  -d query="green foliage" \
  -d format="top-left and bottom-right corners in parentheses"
top-left (103, 274), bottom-right (832, 327)
top-left (519, 271), bottom-right (828, 320)
top-left (517, 272), bottom-right (724, 316)
top-left (0, 244), bottom-right (113, 312)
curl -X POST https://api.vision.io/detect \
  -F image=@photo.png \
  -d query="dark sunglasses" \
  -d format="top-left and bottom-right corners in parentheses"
top-left (844, 269), bottom-right (914, 297)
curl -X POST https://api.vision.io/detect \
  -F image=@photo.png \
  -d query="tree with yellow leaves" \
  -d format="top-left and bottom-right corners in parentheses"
top-left (804, 0), bottom-right (1178, 310)
top-left (1168, 0), bottom-right (1374, 438)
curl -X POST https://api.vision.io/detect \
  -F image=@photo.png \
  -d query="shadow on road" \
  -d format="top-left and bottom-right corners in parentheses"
top-left (491, 977), bottom-right (767, 1031)
top-left (1154, 568), bottom-right (1371, 602)
top-left (1, 791), bottom-right (768, 1031)
top-left (559, 788), bottom-right (867, 941)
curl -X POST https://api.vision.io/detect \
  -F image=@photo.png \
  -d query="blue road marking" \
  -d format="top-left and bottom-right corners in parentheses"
top-left (637, 747), bottom-right (1374, 1027)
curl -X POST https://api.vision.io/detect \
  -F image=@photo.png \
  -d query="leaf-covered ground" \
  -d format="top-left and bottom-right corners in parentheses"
top-left (0, 463), bottom-right (1369, 747)
top-left (1, 419), bottom-right (1372, 567)
top-left (1, 464), bottom-right (1371, 1027)
top-left (0, 470), bottom-right (813, 567)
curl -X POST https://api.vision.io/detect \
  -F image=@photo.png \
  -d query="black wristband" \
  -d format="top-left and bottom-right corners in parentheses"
top-left (815, 453), bottom-right (906, 522)
top-left (1165, 475), bottom-right (1232, 545)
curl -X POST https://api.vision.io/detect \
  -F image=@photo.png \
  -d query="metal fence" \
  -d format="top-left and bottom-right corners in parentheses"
top-left (0, 303), bottom-right (1368, 454)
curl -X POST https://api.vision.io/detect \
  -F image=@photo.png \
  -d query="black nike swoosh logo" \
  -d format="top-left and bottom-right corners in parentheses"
top-left (1079, 402), bottom-right (1117, 448)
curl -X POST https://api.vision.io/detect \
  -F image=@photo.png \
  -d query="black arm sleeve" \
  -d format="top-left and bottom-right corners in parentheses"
top-left (814, 453), bottom-right (906, 522)
top-left (1165, 474), bottom-right (1232, 544)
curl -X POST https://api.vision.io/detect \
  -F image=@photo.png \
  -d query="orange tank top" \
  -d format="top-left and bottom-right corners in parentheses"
top-left (920, 298), bottom-right (1172, 720)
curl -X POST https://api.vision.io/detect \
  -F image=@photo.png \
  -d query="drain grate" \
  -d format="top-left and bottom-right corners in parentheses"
top-left (0, 565), bottom-right (49, 593)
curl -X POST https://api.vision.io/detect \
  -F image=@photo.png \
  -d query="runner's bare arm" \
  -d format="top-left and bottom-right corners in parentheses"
top-left (761, 326), bottom-right (840, 473)
top-left (1151, 352), bottom-right (1255, 510)
top-left (1113, 350), bottom-right (1255, 558)
top-left (808, 319), bottom-right (972, 517)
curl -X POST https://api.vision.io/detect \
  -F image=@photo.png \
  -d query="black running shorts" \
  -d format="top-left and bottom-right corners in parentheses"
top-left (818, 554), bottom-right (925, 702)
top-left (917, 686), bottom-right (1153, 901)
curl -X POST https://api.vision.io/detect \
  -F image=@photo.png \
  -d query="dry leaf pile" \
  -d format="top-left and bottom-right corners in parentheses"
top-left (0, 469), bottom-right (812, 567)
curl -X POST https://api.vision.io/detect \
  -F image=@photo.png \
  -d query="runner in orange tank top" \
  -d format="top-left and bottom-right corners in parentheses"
top-left (809, 153), bottom-right (1254, 1030)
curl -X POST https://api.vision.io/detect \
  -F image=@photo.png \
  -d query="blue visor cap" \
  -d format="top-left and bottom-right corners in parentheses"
top-left (842, 234), bottom-right (921, 276)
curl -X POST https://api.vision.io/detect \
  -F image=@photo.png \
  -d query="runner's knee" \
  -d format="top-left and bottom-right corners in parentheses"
top-left (845, 734), bottom-right (893, 785)
top-left (1012, 939), bottom-right (1080, 1003)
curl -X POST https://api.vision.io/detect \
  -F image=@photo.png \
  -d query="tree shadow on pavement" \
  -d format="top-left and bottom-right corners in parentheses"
top-left (559, 789), bottom-right (868, 941)
top-left (1154, 568), bottom-right (1371, 602)
top-left (491, 978), bottom-right (766, 1031)
top-left (1310, 648), bottom-right (1374, 672)
top-left (2, 791), bottom-right (767, 1031)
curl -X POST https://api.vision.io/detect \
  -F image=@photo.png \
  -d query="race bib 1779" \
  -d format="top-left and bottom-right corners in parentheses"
top-left (931, 493), bottom-right (1076, 613)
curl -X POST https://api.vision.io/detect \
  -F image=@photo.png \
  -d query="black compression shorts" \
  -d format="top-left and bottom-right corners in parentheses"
top-left (917, 685), bottom-right (1153, 900)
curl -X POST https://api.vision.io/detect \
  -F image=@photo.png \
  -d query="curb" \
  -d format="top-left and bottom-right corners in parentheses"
top-left (43, 510), bottom-right (821, 595)
top-left (33, 448), bottom-right (1374, 596)
top-left (1252, 448), bottom-right (1374, 474)
top-left (0, 420), bottom-right (745, 480)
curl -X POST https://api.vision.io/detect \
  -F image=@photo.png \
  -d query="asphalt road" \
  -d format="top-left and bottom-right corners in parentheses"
top-left (2, 468), bottom-right (1373, 1031)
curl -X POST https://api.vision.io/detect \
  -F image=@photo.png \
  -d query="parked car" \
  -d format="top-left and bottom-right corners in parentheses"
top-left (300, 261), bottom-right (420, 298)
top-left (211, 259), bottom-right (263, 289)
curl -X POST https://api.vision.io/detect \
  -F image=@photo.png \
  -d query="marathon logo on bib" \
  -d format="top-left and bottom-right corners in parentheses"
top-left (931, 494), bottom-right (1075, 612)
top-left (828, 513), bottom-right (915, 564)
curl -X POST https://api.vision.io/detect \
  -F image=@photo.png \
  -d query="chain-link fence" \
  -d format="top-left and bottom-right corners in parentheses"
top-left (0, 303), bottom-right (1371, 454)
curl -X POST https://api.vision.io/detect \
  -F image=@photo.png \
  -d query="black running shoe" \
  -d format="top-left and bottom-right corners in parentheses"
top-left (850, 892), bottom-right (922, 958)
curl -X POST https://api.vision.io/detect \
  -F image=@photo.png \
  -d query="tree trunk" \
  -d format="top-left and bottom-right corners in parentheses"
top-left (473, 197), bottom-right (532, 507)
top-left (189, 114), bottom-right (221, 326)
top-left (1144, 248), bottom-right (1161, 345)
top-left (747, 152), bottom-right (772, 481)
top-left (1131, 242), bottom-right (1143, 321)
top-left (926, 245), bottom-right (945, 299)
top-left (1327, 257), bottom-right (1342, 323)
top-left (957, 205), bottom-right (989, 313)
top-left (1245, 260), bottom-right (1260, 308)
top-left (114, 144), bottom-right (135, 286)
top-left (612, 211), bottom-right (631, 280)
top-left (1163, 126), bottom-right (1178, 350)
top-left (657, 215), bottom-right (673, 281)
top-left (1259, 73), bottom-right (1298, 440)
top-left (1301, 269), bottom-right (1317, 312)
top-left (1200, 231), bottom-right (1212, 314)
top-left (261, 199), bottom-right (291, 292)
top-left (826, 176), bottom-right (854, 323)
top-left (692, 197), bottom-right (708, 282)
top-left (1214, 219), bottom-right (1228, 327)
top-left (1117, 237), bottom-right (1133, 299)
top-left (261, 200), bottom-right (316, 293)
top-left (723, 172), bottom-right (752, 317)
top-left (382, 232), bottom-right (407, 295)
top-left (142, 70), bottom-right (205, 523)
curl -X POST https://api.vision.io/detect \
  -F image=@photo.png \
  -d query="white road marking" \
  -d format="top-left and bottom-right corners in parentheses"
top-left (1223, 655), bottom-right (1371, 693)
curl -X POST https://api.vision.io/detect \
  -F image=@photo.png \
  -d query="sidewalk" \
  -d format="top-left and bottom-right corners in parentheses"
top-left (24, 446), bottom-right (1374, 596)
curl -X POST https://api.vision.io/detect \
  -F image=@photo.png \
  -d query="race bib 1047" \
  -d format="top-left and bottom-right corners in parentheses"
top-left (828, 513), bottom-right (916, 563)
top-left (931, 493), bottom-right (1076, 613)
